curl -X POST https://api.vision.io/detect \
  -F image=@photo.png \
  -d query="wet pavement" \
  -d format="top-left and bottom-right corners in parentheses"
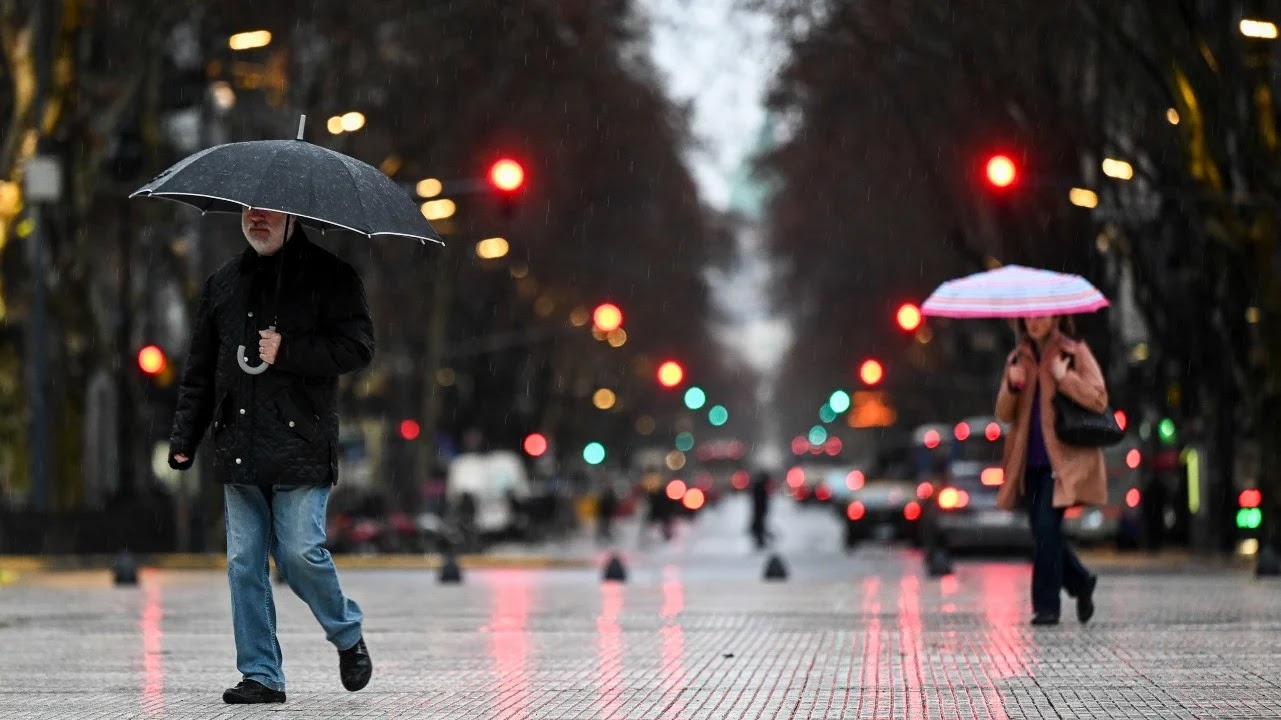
top-left (1, 496), bottom-right (1278, 718)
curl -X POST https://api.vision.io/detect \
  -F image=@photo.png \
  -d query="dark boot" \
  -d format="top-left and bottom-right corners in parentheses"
top-left (1076, 573), bottom-right (1098, 624)
top-left (339, 636), bottom-right (373, 691)
top-left (1030, 612), bottom-right (1060, 626)
top-left (222, 679), bottom-right (286, 704)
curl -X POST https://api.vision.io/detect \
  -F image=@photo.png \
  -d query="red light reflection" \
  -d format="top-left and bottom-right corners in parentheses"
top-left (488, 570), bottom-right (532, 719)
top-left (140, 575), bottom-right (165, 717)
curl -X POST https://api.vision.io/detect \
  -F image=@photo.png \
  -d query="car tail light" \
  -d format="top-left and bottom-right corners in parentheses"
top-left (938, 487), bottom-right (969, 510)
top-left (786, 467), bottom-right (805, 488)
top-left (1125, 487), bottom-right (1141, 508)
top-left (794, 485), bottom-right (810, 501)
top-left (815, 484), bottom-right (832, 502)
top-left (847, 501), bottom-right (866, 521)
top-left (980, 468), bottom-right (1004, 486)
top-left (903, 501), bottom-right (921, 521)
top-left (917, 481), bottom-right (933, 499)
top-left (1064, 506), bottom-right (1083, 519)
top-left (846, 470), bottom-right (865, 491)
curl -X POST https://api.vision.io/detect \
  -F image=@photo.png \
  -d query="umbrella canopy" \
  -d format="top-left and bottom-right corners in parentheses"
top-left (130, 117), bottom-right (442, 244)
top-left (921, 265), bottom-right (1109, 319)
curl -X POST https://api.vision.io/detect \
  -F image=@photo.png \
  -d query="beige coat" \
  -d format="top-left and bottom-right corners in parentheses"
top-left (994, 332), bottom-right (1108, 511)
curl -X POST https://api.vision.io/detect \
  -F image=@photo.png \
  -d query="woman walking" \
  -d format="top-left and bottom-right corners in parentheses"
top-left (995, 315), bottom-right (1107, 626)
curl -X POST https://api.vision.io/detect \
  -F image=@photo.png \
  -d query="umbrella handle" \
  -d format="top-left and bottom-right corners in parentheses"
top-left (236, 324), bottom-right (276, 375)
top-left (237, 346), bottom-right (270, 375)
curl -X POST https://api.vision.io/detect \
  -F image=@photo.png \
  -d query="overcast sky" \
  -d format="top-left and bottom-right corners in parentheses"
top-left (643, 1), bottom-right (793, 462)
top-left (642, 0), bottom-right (784, 211)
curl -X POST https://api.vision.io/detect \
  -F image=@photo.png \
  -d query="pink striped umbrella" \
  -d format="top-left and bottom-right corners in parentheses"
top-left (921, 265), bottom-right (1109, 319)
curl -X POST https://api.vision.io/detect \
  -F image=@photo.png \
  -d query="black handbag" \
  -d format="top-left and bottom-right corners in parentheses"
top-left (1052, 393), bottom-right (1124, 447)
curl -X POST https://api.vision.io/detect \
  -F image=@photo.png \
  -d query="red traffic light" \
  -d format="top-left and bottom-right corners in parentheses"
top-left (985, 154), bottom-right (1018, 188)
top-left (657, 360), bottom-right (684, 388)
top-left (523, 433), bottom-right (548, 457)
top-left (399, 419), bottom-right (421, 440)
top-left (1239, 489), bottom-right (1263, 509)
top-left (592, 303), bottom-right (623, 333)
top-left (858, 359), bottom-right (883, 386)
top-left (896, 303), bottom-right (922, 332)
top-left (489, 158), bottom-right (525, 192)
top-left (137, 345), bottom-right (167, 375)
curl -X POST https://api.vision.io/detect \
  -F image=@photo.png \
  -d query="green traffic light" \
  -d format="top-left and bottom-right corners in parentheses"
top-left (1158, 417), bottom-right (1177, 444)
top-left (708, 405), bottom-right (729, 427)
top-left (808, 425), bottom-right (828, 445)
top-left (675, 432), bottom-right (695, 452)
top-left (583, 442), bottom-right (606, 465)
top-left (829, 390), bottom-right (851, 413)
top-left (684, 386), bottom-right (707, 410)
top-left (1237, 507), bottom-right (1262, 530)
top-left (819, 404), bottom-right (838, 423)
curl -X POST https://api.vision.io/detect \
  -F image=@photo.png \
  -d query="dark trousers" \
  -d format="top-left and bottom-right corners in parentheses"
top-left (1025, 466), bottom-right (1091, 615)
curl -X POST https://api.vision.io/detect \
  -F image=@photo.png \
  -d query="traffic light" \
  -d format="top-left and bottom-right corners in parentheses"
top-left (657, 360), bottom-right (684, 388)
top-left (683, 386), bottom-right (706, 410)
top-left (1158, 417), bottom-right (1177, 445)
top-left (137, 344), bottom-right (174, 387)
top-left (592, 303), bottom-right (623, 333)
top-left (858, 359), bottom-right (883, 386)
top-left (895, 303), bottom-right (922, 332)
top-left (488, 158), bottom-right (525, 219)
top-left (1237, 489), bottom-right (1263, 531)
top-left (828, 390), bottom-right (851, 413)
top-left (399, 419), bottom-right (421, 440)
top-left (583, 442), bottom-right (606, 465)
top-left (523, 433), bottom-right (548, 457)
top-left (984, 153), bottom-right (1018, 189)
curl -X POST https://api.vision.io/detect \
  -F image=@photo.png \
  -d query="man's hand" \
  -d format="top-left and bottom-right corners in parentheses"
top-left (259, 329), bottom-right (282, 365)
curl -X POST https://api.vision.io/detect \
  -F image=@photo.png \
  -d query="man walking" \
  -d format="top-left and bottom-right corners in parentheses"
top-left (168, 206), bottom-right (374, 704)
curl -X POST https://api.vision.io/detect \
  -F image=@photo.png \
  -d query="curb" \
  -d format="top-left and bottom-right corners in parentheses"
top-left (0, 553), bottom-right (592, 574)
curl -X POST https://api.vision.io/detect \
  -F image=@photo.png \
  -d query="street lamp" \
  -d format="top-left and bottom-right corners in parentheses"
top-left (1068, 188), bottom-right (1099, 208)
top-left (1101, 158), bottom-right (1134, 180)
top-left (228, 30), bottom-right (272, 51)
top-left (1240, 19), bottom-right (1279, 39)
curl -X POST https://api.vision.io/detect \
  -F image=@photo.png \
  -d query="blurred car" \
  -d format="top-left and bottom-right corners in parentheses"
top-left (919, 416), bottom-right (1033, 553)
top-left (838, 473), bottom-right (922, 549)
top-left (1064, 435), bottom-right (1143, 547)
top-left (921, 460), bottom-right (1033, 552)
top-left (784, 461), bottom-right (848, 505)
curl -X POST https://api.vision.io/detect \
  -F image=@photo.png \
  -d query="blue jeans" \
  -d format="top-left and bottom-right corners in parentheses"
top-left (1024, 467), bottom-right (1091, 615)
top-left (224, 484), bottom-right (363, 691)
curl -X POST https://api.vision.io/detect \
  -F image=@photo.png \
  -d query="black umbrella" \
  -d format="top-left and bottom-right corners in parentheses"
top-left (130, 116), bottom-right (442, 245)
top-left (131, 116), bottom-right (441, 375)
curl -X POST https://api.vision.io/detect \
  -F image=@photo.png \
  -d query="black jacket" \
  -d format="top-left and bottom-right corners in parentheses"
top-left (168, 230), bottom-right (374, 486)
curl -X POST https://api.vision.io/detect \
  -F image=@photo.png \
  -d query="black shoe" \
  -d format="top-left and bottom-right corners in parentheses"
top-left (1077, 573), bottom-right (1098, 624)
top-left (1030, 612), bottom-right (1060, 626)
top-left (339, 636), bottom-right (373, 691)
top-left (222, 679), bottom-right (285, 704)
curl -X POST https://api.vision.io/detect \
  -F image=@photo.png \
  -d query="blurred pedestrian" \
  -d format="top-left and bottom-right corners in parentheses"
top-left (167, 207), bottom-right (374, 703)
top-left (995, 315), bottom-right (1106, 626)
top-left (749, 470), bottom-right (772, 550)
top-left (596, 478), bottom-right (618, 542)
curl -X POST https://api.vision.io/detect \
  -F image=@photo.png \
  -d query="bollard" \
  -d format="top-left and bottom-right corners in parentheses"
top-left (603, 553), bottom-right (627, 582)
top-left (763, 553), bottom-right (788, 581)
top-left (926, 547), bottom-right (954, 577)
top-left (1257, 545), bottom-right (1281, 577)
top-left (113, 551), bottom-right (138, 586)
top-left (439, 551), bottom-right (463, 584)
